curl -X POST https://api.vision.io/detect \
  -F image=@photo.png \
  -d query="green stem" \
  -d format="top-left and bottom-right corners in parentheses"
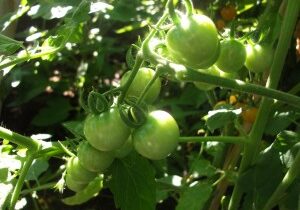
top-left (0, 126), bottom-right (40, 151)
top-left (167, 0), bottom-right (180, 25)
top-left (0, 47), bottom-right (60, 70)
top-left (9, 153), bottom-right (36, 210)
top-left (21, 182), bottom-right (56, 195)
top-left (136, 65), bottom-right (162, 104)
top-left (118, 54), bottom-right (143, 104)
top-left (175, 69), bottom-right (300, 108)
top-left (184, 0), bottom-right (194, 15)
top-left (228, 1), bottom-right (300, 209)
top-left (178, 136), bottom-right (247, 144)
top-left (262, 146), bottom-right (300, 210)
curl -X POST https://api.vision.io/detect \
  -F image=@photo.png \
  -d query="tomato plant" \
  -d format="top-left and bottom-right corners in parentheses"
top-left (84, 108), bottom-right (130, 151)
top-left (0, 0), bottom-right (299, 210)
top-left (120, 67), bottom-right (161, 103)
top-left (166, 14), bottom-right (220, 69)
top-left (245, 44), bottom-right (274, 73)
top-left (216, 39), bottom-right (246, 73)
top-left (133, 110), bottom-right (179, 160)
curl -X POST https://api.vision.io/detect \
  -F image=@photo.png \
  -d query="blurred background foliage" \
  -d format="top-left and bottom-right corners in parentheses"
top-left (0, 0), bottom-right (299, 209)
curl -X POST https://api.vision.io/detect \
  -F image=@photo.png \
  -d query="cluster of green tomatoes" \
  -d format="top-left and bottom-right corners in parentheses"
top-left (65, 9), bottom-right (274, 193)
top-left (165, 12), bottom-right (273, 90)
top-left (65, 67), bottom-right (179, 192)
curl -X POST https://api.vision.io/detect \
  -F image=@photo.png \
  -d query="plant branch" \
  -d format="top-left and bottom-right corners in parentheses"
top-left (228, 1), bottom-right (300, 209)
top-left (0, 126), bottom-right (40, 151)
top-left (179, 136), bottom-right (247, 144)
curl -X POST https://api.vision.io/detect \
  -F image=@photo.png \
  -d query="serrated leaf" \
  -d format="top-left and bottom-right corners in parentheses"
top-left (62, 176), bottom-right (103, 205)
top-left (176, 183), bottom-right (212, 210)
top-left (0, 34), bottom-right (23, 55)
top-left (205, 108), bottom-right (241, 132)
top-left (108, 152), bottom-right (156, 210)
top-left (25, 158), bottom-right (49, 181)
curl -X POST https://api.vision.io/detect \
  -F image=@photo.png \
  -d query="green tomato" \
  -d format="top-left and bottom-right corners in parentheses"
top-left (65, 173), bottom-right (87, 192)
top-left (66, 156), bottom-right (96, 184)
top-left (77, 141), bottom-right (114, 172)
top-left (218, 69), bottom-right (239, 80)
top-left (166, 14), bottom-right (220, 69)
top-left (245, 44), bottom-right (273, 73)
top-left (215, 39), bottom-right (246, 73)
top-left (113, 136), bottom-right (133, 159)
top-left (194, 66), bottom-right (220, 91)
top-left (133, 110), bottom-right (179, 160)
top-left (84, 108), bottom-right (130, 151)
top-left (120, 67), bottom-right (161, 103)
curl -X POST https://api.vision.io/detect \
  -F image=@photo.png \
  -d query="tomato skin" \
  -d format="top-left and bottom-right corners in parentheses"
top-left (245, 44), bottom-right (273, 73)
top-left (65, 173), bottom-right (87, 192)
top-left (220, 5), bottom-right (237, 21)
top-left (241, 107), bottom-right (258, 123)
top-left (216, 39), bottom-right (246, 73)
top-left (166, 14), bottom-right (220, 69)
top-left (133, 110), bottom-right (179, 160)
top-left (194, 66), bottom-right (220, 91)
top-left (66, 156), bottom-right (96, 184)
top-left (84, 108), bottom-right (130, 151)
top-left (77, 141), bottom-right (114, 172)
top-left (113, 136), bottom-right (133, 159)
top-left (120, 68), bottom-right (161, 103)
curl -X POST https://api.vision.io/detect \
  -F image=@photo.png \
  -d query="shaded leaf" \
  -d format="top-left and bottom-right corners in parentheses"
top-left (0, 34), bottom-right (23, 55)
top-left (25, 158), bottom-right (49, 181)
top-left (176, 183), bottom-right (212, 210)
top-left (108, 152), bottom-right (156, 210)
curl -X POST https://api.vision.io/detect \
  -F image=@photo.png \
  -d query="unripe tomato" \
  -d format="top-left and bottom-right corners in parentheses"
top-left (245, 44), bottom-right (273, 73)
top-left (218, 69), bottom-right (239, 80)
top-left (77, 141), bottom-right (114, 172)
top-left (66, 156), bottom-right (96, 184)
top-left (113, 136), bottom-right (133, 159)
top-left (166, 14), bottom-right (220, 69)
top-left (133, 110), bottom-right (179, 160)
top-left (194, 66), bottom-right (221, 91)
top-left (216, 39), bottom-right (246, 73)
top-left (84, 108), bottom-right (130, 151)
top-left (220, 5), bottom-right (237, 21)
top-left (65, 173), bottom-right (87, 192)
top-left (120, 68), bottom-right (161, 103)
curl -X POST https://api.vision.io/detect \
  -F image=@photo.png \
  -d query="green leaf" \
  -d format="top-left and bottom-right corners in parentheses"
top-left (108, 152), bottom-right (156, 210)
top-left (31, 97), bottom-right (72, 126)
top-left (62, 121), bottom-right (84, 138)
top-left (25, 158), bottom-right (49, 181)
top-left (0, 34), bottom-right (23, 55)
top-left (41, 35), bottom-right (64, 60)
top-left (62, 176), bottom-right (103, 205)
top-left (204, 108), bottom-right (241, 132)
top-left (176, 183), bottom-right (212, 210)
top-left (189, 157), bottom-right (217, 178)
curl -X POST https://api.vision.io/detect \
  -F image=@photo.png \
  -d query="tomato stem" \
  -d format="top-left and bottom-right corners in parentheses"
top-left (228, 0), bottom-right (300, 209)
top-left (178, 136), bottom-right (247, 144)
top-left (9, 152), bottom-right (37, 210)
top-left (0, 126), bottom-right (40, 151)
top-left (175, 69), bottom-right (300, 108)
top-left (183, 0), bottom-right (194, 16)
top-left (167, 0), bottom-right (180, 25)
top-left (136, 65), bottom-right (162, 105)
